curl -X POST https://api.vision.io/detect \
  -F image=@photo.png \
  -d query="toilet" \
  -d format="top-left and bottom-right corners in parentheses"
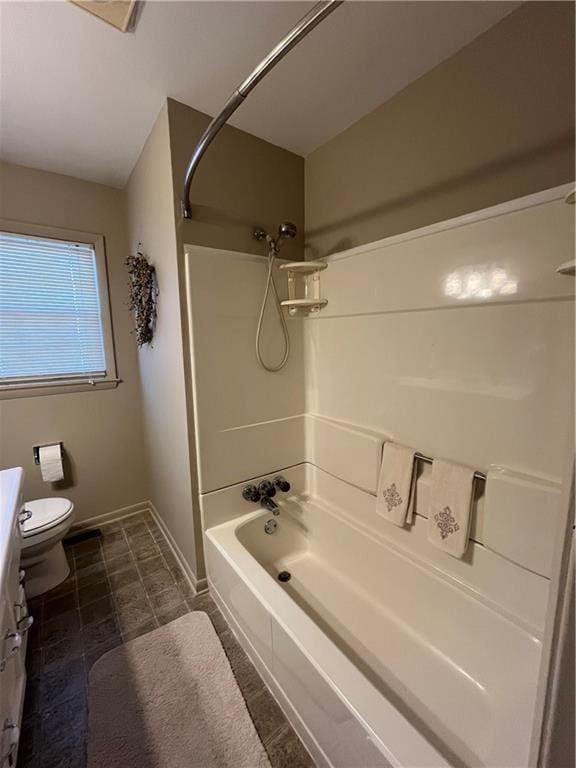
top-left (20, 498), bottom-right (75, 598)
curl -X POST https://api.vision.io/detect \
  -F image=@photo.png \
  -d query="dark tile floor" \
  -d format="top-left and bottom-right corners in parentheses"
top-left (20, 510), bottom-right (314, 768)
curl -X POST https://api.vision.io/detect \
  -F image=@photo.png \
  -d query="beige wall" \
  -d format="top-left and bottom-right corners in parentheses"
top-left (305, 2), bottom-right (575, 257)
top-left (167, 98), bottom-right (305, 580)
top-left (122, 100), bottom-right (305, 585)
top-left (0, 161), bottom-right (149, 521)
top-left (123, 104), bottom-right (201, 580)
top-left (168, 98), bottom-right (305, 260)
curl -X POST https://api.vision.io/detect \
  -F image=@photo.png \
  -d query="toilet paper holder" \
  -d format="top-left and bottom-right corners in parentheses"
top-left (33, 442), bottom-right (63, 466)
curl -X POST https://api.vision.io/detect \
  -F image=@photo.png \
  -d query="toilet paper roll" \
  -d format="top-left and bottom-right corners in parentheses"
top-left (38, 444), bottom-right (64, 482)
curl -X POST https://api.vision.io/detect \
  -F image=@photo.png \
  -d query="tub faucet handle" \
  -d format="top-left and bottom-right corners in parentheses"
top-left (274, 476), bottom-right (290, 493)
top-left (258, 480), bottom-right (276, 498)
top-left (242, 485), bottom-right (260, 503)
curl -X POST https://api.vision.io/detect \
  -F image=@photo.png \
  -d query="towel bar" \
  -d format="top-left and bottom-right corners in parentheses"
top-left (414, 452), bottom-right (486, 482)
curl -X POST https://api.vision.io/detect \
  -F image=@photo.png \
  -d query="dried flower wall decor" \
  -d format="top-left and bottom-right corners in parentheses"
top-left (126, 245), bottom-right (158, 347)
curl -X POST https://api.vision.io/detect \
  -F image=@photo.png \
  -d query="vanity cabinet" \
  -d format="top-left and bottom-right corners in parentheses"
top-left (0, 468), bottom-right (28, 767)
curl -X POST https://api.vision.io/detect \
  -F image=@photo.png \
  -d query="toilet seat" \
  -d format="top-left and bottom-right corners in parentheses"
top-left (20, 497), bottom-right (74, 539)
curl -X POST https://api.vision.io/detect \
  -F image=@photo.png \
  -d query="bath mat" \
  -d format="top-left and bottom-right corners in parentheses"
top-left (87, 612), bottom-right (271, 768)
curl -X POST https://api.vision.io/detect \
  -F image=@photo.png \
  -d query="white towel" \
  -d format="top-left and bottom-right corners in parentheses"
top-left (377, 442), bottom-right (417, 526)
top-left (427, 459), bottom-right (474, 558)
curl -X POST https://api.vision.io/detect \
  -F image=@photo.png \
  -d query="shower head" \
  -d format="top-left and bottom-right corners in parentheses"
top-left (278, 222), bottom-right (297, 240)
top-left (274, 221), bottom-right (297, 253)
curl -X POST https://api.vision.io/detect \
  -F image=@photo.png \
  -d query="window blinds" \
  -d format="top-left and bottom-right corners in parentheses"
top-left (0, 232), bottom-right (107, 382)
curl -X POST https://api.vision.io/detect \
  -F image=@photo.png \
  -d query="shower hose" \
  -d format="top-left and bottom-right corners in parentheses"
top-left (255, 246), bottom-right (290, 372)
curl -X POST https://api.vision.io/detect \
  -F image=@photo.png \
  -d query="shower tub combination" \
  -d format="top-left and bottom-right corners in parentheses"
top-left (203, 466), bottom-right (542, 768)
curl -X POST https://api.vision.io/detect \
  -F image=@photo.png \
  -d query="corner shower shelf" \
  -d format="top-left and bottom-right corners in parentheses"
top-left (280, 261), bottom-right (328, 315)
top-left (281, 298), bottom-right (329, 312)
top-left (279, 261), bottom-right (328, 273)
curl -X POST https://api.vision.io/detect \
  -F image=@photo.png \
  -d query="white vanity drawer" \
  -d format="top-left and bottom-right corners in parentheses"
top-left (5, 515), bottom-right (23, 606)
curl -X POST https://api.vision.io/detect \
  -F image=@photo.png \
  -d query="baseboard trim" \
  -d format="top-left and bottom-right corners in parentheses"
top-left (70, 501), bottom-right (151, 531)
top-left (71, 499), bottom-right (207, 597)
top-left (148, 502), bottom-right (208, 596)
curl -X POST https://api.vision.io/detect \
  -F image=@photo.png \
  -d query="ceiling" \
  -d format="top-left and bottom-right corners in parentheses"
top-left (0, 1), bottom-right (519, 188)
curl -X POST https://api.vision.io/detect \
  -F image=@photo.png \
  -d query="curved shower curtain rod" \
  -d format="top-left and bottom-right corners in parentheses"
top-left (181, 0), bottom-right (344, 219)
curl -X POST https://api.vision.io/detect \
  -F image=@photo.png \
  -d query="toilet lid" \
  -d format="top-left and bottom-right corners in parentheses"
top-left (20, 497), bottom-right (74, 537)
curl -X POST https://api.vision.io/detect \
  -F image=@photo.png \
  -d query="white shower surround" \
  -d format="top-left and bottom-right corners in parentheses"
top-left (185, 183), bottom-right (575, 767)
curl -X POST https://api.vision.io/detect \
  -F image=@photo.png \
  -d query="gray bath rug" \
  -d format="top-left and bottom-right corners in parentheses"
top-left (88, 612), bottom-right (271, 768)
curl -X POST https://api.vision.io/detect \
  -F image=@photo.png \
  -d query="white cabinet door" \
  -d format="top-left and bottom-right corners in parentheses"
top-left (0, 501), bottom-right (26, 767)
top-left (0, 587), bottom-right (26, 767)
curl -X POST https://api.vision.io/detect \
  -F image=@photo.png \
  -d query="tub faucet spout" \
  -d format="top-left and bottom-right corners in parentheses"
top-left (261, 496), bottom-right (280, 516)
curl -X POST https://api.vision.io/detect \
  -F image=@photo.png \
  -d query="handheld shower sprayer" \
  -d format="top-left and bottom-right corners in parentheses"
top-left (254, 222), bottom-right (297, 253)
top-left (254, 222), bottom-right (297, 372)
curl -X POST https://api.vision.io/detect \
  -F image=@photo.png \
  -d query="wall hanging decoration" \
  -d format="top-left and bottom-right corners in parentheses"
top-left (126, 244), bottom-right (158, 346)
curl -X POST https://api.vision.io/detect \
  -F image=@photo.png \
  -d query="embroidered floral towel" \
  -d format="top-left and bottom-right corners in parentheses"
top-left (427, 459), bottom-right (474, 558)
top-left (376, 442), bottom-right (417, 526)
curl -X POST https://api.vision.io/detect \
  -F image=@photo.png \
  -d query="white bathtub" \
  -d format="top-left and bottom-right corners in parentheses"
top-left (203, 470), bottom-right (542, 768)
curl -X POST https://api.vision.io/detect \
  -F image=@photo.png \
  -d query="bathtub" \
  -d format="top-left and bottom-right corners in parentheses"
top-left (203, 470), bottom-right (542, 768)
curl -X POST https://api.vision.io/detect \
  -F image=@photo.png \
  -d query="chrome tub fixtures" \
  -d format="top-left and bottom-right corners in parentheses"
top-left (242, 476), bottom-right (291, 517)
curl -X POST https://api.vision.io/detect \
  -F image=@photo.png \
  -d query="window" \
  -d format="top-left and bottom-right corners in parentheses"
top-left (0, 223), bottom-right (117, 395)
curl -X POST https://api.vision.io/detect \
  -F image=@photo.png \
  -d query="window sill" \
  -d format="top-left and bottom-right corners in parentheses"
top-left (0, 378), bottom-right (122, 400)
